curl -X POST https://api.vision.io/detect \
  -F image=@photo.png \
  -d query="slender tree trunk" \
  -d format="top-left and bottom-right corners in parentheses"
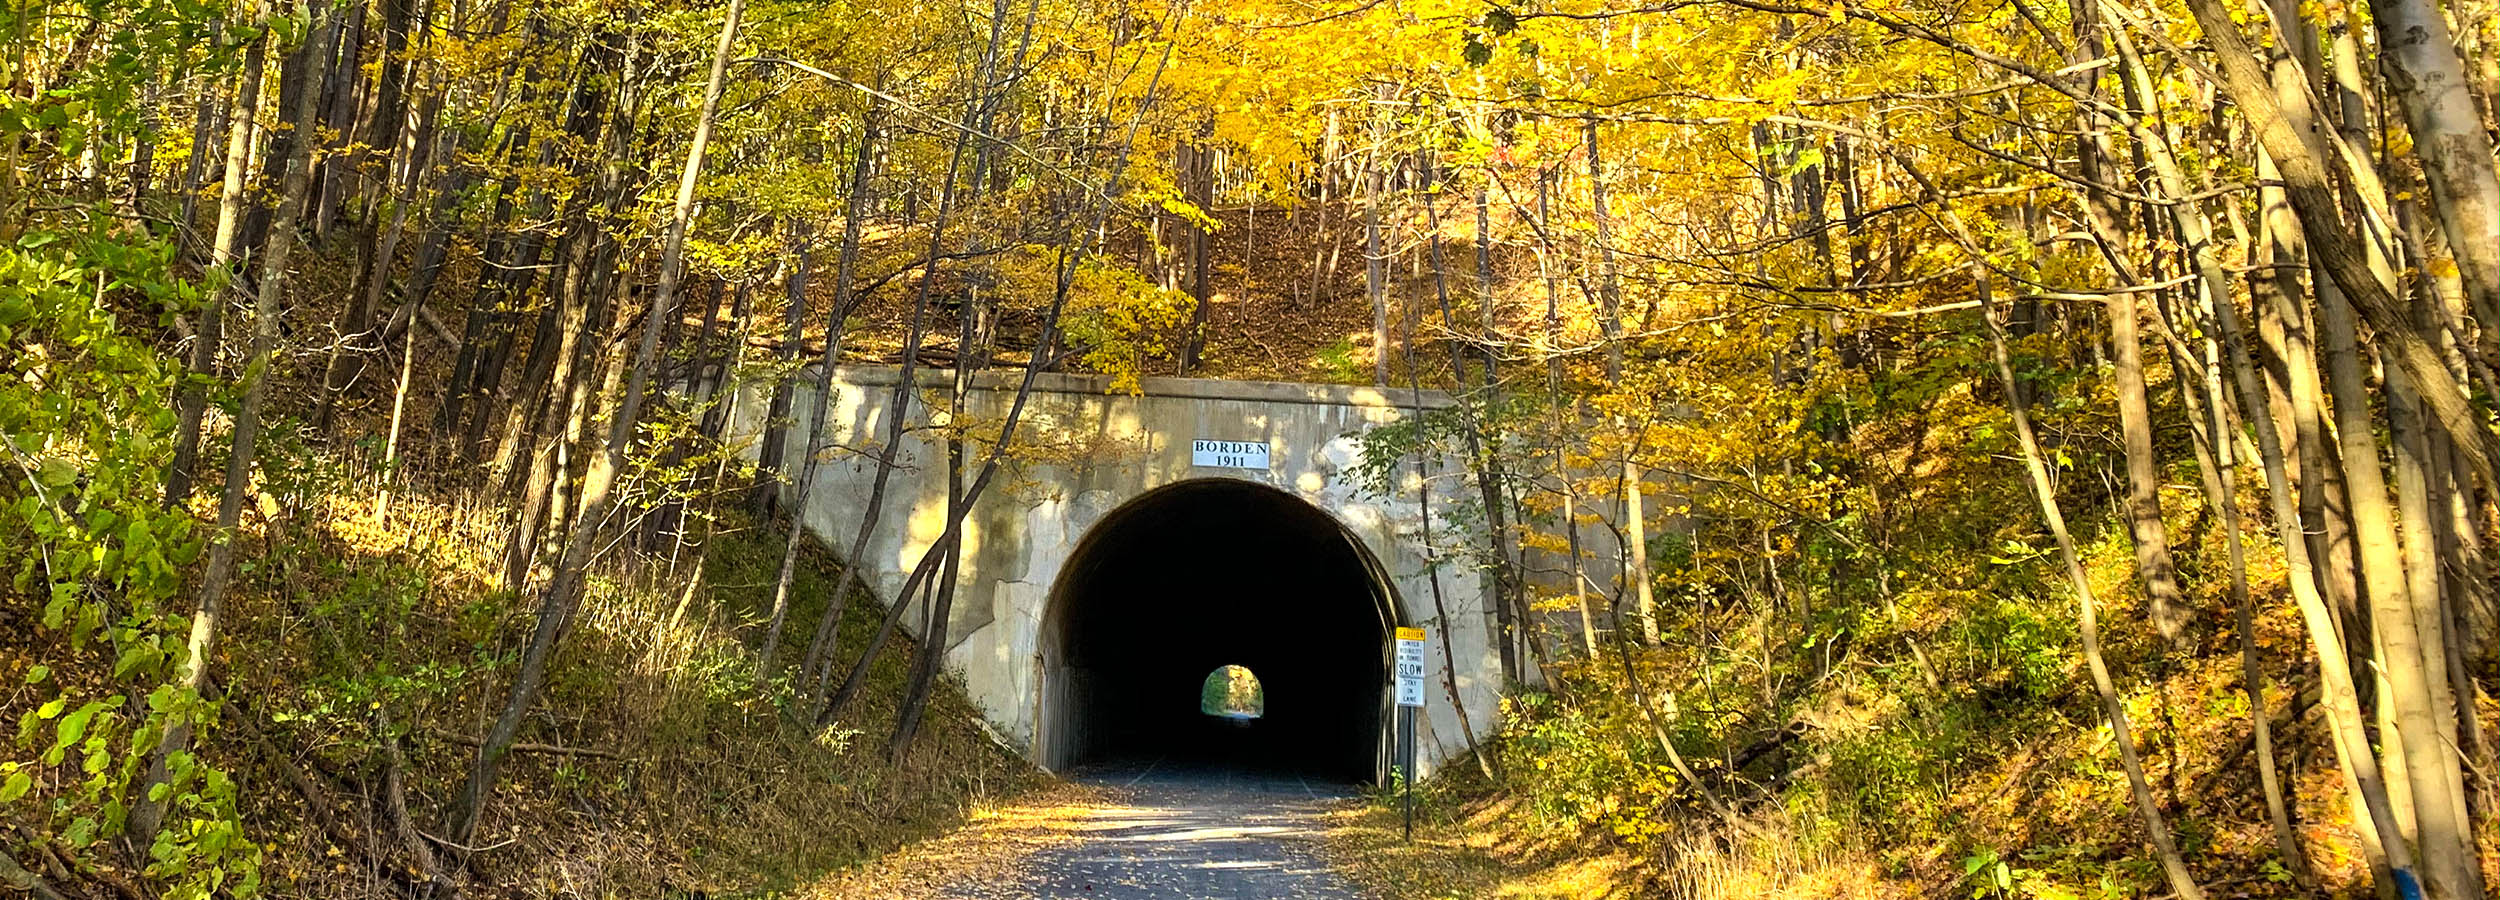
top-left (1535, 167), bottom-right (1600, 658)
top-left (764, 109), bottom-right (880, 677)
top-left (2106, 270), bottom-right (2188, 641)
top-left (2385, 354), bottom-right (2483, 900)
top-left (163, 27), bottom-right (269, 507)
top-left (2370, 0), bottom-right (2500, 344)
top-left (2177, 0), bottom-right (2494, 484)
top-left (1399, 249), bottom-right (1496, 780)
top-left (1180, 127), bottom-right (1212, 371)
top-left (750, 223), bottom-right (809, 517)
top-left (128, 5), bottom-right (325, 842)
top-left (890, 381), bottom-right (968, 757)
top-left (448, 0), bottom-right (743, 843)
top-left (310, 0), bottom-right (363, 239)
top-left (173, 87), bottom-right (219, 252)
top-left (375, 287), bottom-right (422, 521)
top-left (1471, 179), bottom-right (1533, 677)
top-left (1422, 172), bottom-right (1523, 682)
top-left (1585, 119), bottom-right (1657, 646)
top-left (1365, 142), bottom-right (1388, 386)
top-left (1977, 268), bottom-right (2205, 900)
top-left (2214, 338), bottom-right (2318, 887)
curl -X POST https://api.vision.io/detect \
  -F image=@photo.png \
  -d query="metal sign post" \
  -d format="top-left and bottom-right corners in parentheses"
top-left (1394, 626), bottom-right (1427, 843)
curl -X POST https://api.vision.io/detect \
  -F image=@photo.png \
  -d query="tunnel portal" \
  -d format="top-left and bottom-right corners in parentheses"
top-left (1038, 479), bottom-right (1399, 784)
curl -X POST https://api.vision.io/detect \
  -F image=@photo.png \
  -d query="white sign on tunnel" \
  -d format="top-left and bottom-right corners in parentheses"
top-left (1394, 627), bottom-right (1427, 708)
top-left (1191, 439), bottom-right (1270, 469)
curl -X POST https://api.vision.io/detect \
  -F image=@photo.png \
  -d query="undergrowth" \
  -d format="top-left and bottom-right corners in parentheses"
top-left (24, 433), bottom-right (1040, 898)
top-left (1326, 467), bottom-right (2495, 900)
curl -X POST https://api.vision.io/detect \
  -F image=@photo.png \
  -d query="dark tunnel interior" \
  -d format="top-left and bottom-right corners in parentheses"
top-left (1042, 479), bottom-right (1395, 784)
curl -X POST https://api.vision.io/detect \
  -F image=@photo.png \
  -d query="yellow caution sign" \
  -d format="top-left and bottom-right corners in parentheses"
top-left (1395, 626), bottom-right (1426, 641)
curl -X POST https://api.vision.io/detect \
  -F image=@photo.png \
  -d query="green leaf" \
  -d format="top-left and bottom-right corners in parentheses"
top-left (55, 701), bottom-right (101, 750)
top-left (1484, 5), bottom-right (1518, 34)
top-left (62, 815), bottom-right (96, 847)
top-left (0, 771), bottom-right (28, 802)
top-left (24, 665), bottom-right (48, 684)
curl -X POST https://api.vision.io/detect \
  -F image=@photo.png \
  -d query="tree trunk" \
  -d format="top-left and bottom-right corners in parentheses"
top-left (1365, 144), bottom-right (1387, 386)
top-left (1584, 120), bottom-right (1658, 646)
top-left (1534, 167), bottom-right (1601, 657)
top-left (163, 27), bottom-right (269, 508)
top-left (2370, 0), bottom-right (2500, 352)
top-left (310, 0), bottom-right (364, 239)
top-left (1976, 267), bottom-right (2205, 900)
top-left (1181, 129), bottom-right (1212, 371)
top-left (128, 5), bottom-right (326, 842)
top-left (2106, 272), bottom-right (2188, 641)
top-left (447, 0), bottom-right (743, 843)
top-left (750, 222), bottom-right (809, 517)
top-left (2178, 0), bottom-right (2494, 485)
top-left (764, 109), bottom-right (880, 678)
top-left (1420, 175), bottom-right (1518, 682)
top-left (2385, 349), bottom-right (2483, 900)
top-left (1398, 238), bottom-right (1497, 780)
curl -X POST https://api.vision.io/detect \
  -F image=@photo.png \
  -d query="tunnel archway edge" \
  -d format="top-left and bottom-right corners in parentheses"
top-left (1032, 477), bottom-right (1411, 783)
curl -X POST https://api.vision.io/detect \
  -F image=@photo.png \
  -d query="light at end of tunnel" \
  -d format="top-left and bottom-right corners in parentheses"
top-left (1199, 664), bottom-right (1265, 719)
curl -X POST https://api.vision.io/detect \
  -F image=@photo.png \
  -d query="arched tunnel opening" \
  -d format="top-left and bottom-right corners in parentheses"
top-left (1039, 479), bottom-right (1398, 785)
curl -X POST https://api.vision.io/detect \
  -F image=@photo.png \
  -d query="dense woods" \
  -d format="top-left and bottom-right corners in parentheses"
top-left (1, 0), bottom-right (2495, 895)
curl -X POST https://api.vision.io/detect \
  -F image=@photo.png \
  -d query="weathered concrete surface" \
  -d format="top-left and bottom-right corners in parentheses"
top-left (724, 365), bottom-right (1501, 778)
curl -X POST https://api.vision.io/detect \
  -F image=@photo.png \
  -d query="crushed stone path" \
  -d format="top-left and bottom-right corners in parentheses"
top-left (929, 761), bottom-right (1370, 899)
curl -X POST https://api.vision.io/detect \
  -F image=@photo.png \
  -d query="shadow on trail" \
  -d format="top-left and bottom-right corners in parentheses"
top-left (935, 759), bottom-right (1369, 899)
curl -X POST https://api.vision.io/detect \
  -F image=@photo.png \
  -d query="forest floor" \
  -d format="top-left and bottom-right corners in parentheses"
top-left (170, 481), bottom-right (1053, 898)
top-left (776, 197), bottom-right (1462, 387)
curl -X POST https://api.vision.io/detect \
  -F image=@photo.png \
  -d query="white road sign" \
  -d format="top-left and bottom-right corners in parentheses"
top-left (1394, 626), bottom-right (1428, 708)
top-left (1192, 440), bottom-right (1270, 469)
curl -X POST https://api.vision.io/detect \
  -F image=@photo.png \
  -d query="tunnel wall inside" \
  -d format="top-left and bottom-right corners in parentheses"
top-left (722, 365), bottom-right (1503, 780)
top-left (1037, 480), bottom-right (1398, 782)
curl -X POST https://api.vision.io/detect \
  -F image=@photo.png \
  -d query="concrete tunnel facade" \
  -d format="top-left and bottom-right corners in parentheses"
top-left (723, 365), bottom-right (1508, 783)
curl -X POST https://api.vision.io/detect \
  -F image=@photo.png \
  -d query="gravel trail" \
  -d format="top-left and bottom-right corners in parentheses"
top-left (930, 762), bottom-right (1370, 899)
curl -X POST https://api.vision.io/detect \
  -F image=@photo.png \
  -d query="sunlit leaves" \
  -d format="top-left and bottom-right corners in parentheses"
top-left (0, 224), bottom-right (261, 896)
top-left (1056, 254), bottom-right (1196, 393)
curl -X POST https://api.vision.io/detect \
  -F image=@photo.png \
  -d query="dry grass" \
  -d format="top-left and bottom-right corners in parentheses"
top-left (1318, 789), bottom-right (1652, 900)
top-left (213, 473), bottom-right (1047, 898)
top-left (1656, 817), bottom-right (1902, 900)
top-left (1321, 786), bottom-right (1922, 900)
